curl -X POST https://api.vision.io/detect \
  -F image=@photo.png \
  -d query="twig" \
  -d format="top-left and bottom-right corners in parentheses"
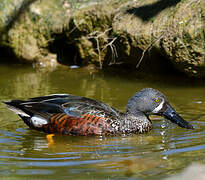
top-left (136, 32), bottom-right (165, 69)
top-left (85, 28), bottom-right (117, 68)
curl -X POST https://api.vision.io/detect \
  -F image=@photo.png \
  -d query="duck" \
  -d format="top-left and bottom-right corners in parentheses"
top-left (3, 88), bottom-right (193, 136)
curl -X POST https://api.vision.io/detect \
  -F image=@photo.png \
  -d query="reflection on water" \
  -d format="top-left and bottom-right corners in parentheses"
top-left (0, 63), bottom-right (205, 179)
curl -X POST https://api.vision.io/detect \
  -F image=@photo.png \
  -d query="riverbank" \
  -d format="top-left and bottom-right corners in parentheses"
top-left (0, 0), bottom-right (204, 78)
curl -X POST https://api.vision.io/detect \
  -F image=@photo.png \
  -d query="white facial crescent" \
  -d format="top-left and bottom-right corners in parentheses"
top-left (152, 100), bottom-right (164, 113)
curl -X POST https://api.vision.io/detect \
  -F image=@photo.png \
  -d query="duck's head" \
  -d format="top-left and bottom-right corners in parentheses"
top-left (126, 88), bottom-right (193, 129)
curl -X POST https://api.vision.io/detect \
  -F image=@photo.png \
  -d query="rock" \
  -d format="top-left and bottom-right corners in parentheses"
top-left (0, 0), bottom-right (71, 65)
top-left (66, 0), bottom-right (205, 77)
top-left (112, 0), bottom-right (205, 77)
top-left (0, 0), bottom-right (204, 78)
top-left (161, 0), bottom-right (205, 77)
top-left (66, 1), bottom-right (115, 68)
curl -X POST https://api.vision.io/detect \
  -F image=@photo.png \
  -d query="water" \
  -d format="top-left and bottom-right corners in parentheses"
top-left (0, 63), bottom-right (205, 179)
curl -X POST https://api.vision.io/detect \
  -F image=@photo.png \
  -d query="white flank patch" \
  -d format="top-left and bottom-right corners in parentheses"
top-left (31, 115), bottom-right (48, 127)
top-left (6, 105), bottom-right (30, 117)
top-left (152, 100), bottom-right (164, 113)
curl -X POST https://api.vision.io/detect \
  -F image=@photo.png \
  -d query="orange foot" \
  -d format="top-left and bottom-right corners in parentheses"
top-left (46, 134), bottom-right (55, 146)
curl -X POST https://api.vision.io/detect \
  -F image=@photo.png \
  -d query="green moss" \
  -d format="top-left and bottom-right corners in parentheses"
top-left (1, 0), bottom-right (70, 64)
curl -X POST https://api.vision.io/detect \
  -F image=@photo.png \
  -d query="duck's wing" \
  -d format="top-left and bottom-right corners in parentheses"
top-left (27, 94), bottom-right (119, 118)
top-left (4, 94), bottom-right (120, 135)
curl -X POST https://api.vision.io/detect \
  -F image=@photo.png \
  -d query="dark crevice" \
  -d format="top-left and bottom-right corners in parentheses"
top-left (0, 46), bottom-right (19, 63)
top-left (104, 40), bottom-right (182, 76)
top-left (48, 36), bottom-right (82, 66)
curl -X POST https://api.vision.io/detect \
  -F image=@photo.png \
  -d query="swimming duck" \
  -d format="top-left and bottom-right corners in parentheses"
top-left (3, 88), bottom-right (193, 135)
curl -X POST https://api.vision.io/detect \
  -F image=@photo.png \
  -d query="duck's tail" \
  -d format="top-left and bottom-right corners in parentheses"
top-left (3, 100), bottom-right (37, 128)
top-left (3, 100), bottom-right (31, 117)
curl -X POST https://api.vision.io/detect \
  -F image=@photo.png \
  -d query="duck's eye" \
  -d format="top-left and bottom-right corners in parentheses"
top-left (154, 98), bottom-right (160, 103)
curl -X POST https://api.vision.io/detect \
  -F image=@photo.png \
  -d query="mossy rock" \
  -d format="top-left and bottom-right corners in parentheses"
top-left (66, 1), bottom-right (128, 67)
top-left (161, 0), bottom-right (205, 77)
top-left (1, 0), bottom-right (204, 78)
top-left (112, 0), bottom-right (205, 77)
top-left (1, 0), bottom-right (70, 66)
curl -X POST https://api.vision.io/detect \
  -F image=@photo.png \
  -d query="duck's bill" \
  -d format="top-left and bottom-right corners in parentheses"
top-left (162, 105), bottom-right (194, 129)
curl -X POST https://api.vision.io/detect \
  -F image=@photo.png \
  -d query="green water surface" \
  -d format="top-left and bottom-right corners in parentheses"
top-left (0, 64), bottom-right (205, 180)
